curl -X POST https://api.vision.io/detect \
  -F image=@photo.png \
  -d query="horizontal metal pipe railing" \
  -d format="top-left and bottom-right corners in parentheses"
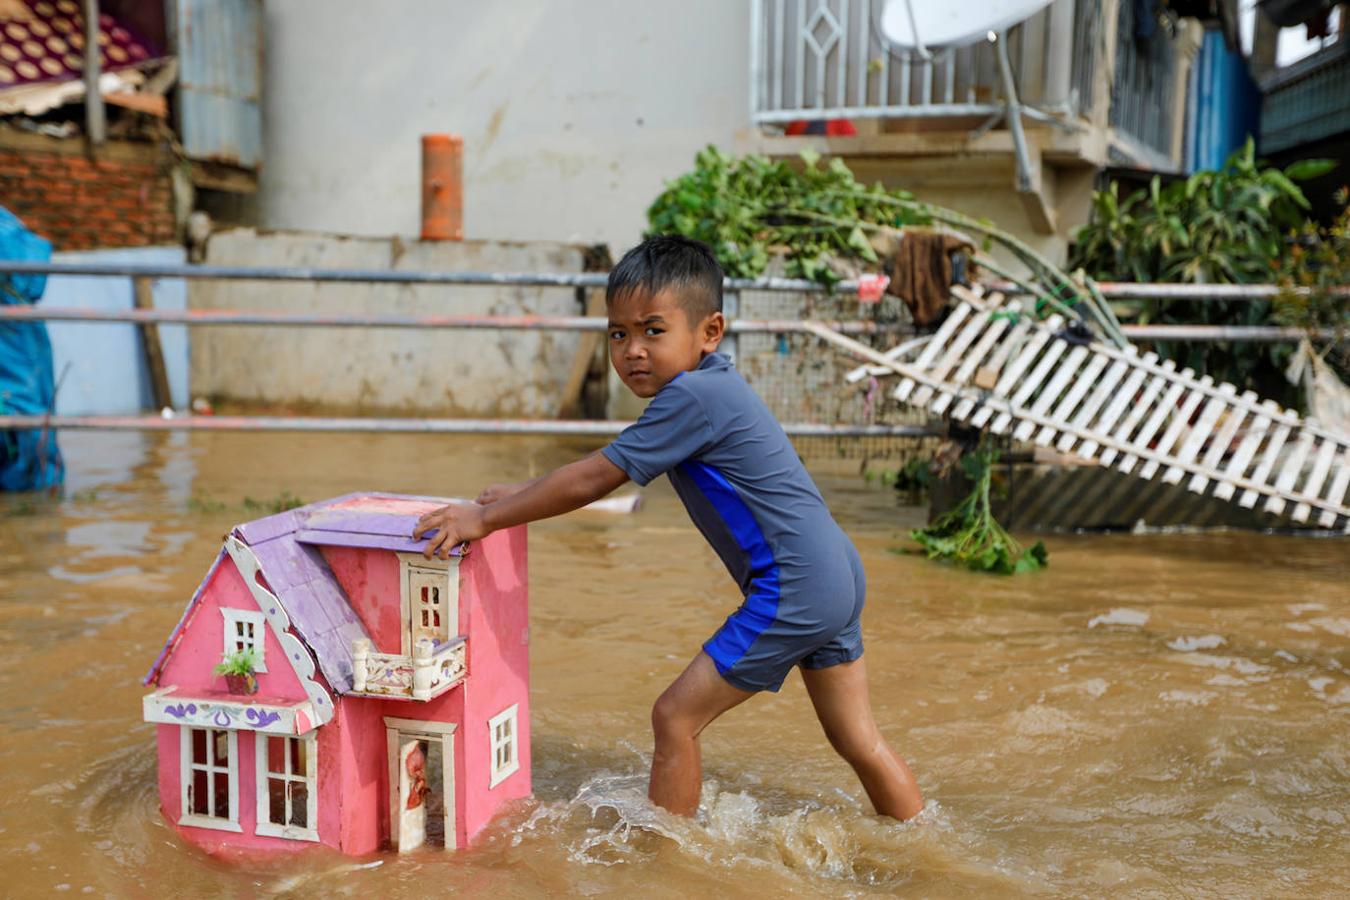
top-left (0, 306), bottom-right (898, 334)
top-left (0, 305), bottom-right (1336, 342)
top-left (0, 414), bottom-right (939, 438)
top-left (3, 260), bottom-right (1346, 302)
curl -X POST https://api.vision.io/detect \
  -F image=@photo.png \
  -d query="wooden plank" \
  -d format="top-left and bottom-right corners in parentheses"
top-left (803, 321), bottom-right (1350, 522)
top-left (1265, 429), bottom-right (1316, 516)
top-left (1188, 390), bottom-right (1256, 494)
top-left (1292, 436), bottom-right (1339, 523)
top-left (911, 308), bottom-right (989, 406)
top-left (1098, 358), bottom-right (1172, 464)
top-left (893, 303), bottom-right (972, 401)
top-left (991, 325), bottom-right (1069, 434)
top-left (1138, 375), bottom-right (1212, 480)
top-left (134, 276), bottom-right (173, 411)
top-left (557, 287), bottom-right (607, 418)
top-left (1035, 352), bottom-right (1109, 446)
top-left (1318, 448), bottom-right (1350, 528)
top-left (935, 315), bottom-right (1010, 415)
top-left (1213, 399), bottom-right (1278, 501)
top-left (1240, 419), bottom-right (1292, 509)
top-left (1069, 351), bottom-right (1146, 457)
top-left (1013, 344), bottom-right (1089, 442)
top-left (1118, 368), bottom-right (1193, 475)
top-left (971, 314), bottom-right (1061, 428)
top-left (1162, 382), bottom-right (1234, 486)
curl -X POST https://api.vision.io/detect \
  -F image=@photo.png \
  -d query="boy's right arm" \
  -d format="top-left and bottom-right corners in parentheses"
top-left (413, 451), bottom-right (629, 559)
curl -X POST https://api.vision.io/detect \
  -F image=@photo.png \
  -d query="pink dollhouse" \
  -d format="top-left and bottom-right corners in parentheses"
top-left (141, 493), bottom-right (530, 855)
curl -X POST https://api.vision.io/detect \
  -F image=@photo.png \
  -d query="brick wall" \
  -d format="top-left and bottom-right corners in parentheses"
top-left (0, 137), bottom-right (177, 251)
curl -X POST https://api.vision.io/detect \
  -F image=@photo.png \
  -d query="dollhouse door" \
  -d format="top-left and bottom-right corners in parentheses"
top-left (397, 739), bottom-right (427, 853)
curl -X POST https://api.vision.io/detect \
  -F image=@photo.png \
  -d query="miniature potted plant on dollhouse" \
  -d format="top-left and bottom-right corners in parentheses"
top-left (141, 493), bottom-right (532, 856)
top-left (215, 648), bottom-right (261, 695)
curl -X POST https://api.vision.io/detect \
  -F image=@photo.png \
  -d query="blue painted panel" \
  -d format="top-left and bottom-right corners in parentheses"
top-left (46, 246), bottom-right (189, 415)
top-left (175, 0), bottom-right (263, 168)
top-left (1187, 28), bottom-right (1261, 172)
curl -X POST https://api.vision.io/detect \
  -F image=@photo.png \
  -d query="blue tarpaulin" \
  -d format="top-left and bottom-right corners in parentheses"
top-left (0, 206), bottom-right (63, 491)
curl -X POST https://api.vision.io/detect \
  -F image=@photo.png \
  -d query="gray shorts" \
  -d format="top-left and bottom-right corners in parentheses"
top-left (703, 540), bottom-right (866, 693)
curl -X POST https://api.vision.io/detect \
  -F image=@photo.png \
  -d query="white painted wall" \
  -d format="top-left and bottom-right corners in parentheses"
top-left (256, 1), bottom-right (749, 253)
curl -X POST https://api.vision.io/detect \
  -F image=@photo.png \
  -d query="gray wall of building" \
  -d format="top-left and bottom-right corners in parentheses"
top-left (190, 230), bottom-right (588, 416)
top-left (253, 1), bottom-right (749, 254)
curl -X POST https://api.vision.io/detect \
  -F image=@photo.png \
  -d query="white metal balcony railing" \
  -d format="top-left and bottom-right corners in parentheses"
top-left (351, 636), bottom-right (467, 701)
top-left (750, 0), bottom-right (1183, 166)
top-left (750, 0), bottom-right (1092, 123)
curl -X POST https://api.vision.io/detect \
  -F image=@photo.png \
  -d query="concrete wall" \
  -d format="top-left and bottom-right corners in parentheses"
top-left (190, 230), bottom-right (587, 416)
top-left (47, 245), bottom-right (189, 415)
top-left (254, 0), bottom-right (750, 254)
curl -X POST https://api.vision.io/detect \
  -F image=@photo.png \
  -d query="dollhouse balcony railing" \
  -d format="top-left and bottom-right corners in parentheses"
top-left (350, 636), bottom-right (466, 701)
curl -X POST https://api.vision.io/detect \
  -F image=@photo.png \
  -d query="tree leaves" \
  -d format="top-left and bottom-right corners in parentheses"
top-left (1067, 138), bottom-right (1336, 402)
top-left (646, 145), bottom-right (926, 283)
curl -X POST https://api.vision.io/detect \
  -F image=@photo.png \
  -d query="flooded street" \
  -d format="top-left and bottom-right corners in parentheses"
top-left (1, 431), bottom-right (1347, 897)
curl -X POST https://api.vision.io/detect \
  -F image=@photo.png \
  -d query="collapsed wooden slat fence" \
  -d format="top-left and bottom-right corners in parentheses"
top-left (814, 287), bottom-right (1350, 532)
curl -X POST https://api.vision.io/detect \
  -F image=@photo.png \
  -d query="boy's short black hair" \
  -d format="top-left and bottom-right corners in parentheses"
top-left (606, 235), bottom-right (724, 323)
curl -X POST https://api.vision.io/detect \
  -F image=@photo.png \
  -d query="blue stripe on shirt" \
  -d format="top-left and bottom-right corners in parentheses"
top-left (679, 460), bottom-right (781, 672)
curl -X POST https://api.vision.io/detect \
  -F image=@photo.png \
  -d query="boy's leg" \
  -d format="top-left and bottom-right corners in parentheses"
top-left (800, 657), bottom-right (924, 821)
top-left (649, 651), bottom-right (754, 816)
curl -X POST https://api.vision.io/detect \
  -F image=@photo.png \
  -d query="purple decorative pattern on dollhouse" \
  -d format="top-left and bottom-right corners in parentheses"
top-left (164, 702), bottom-right (197, 719)
top-left (245, 708), bottom-right (282, 729)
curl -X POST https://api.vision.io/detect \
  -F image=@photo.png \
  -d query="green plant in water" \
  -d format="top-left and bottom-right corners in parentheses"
top-left (908, 442), bottom-right (1047, 575)
top-left (213, 648), bottom-right (260, 677)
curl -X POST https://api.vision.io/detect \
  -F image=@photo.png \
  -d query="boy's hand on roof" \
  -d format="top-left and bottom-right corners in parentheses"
top-left (412, 503), bottom-right (488, 560)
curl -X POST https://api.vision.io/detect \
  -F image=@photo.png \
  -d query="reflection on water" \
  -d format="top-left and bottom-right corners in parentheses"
top-left (0, 432), bottom-right (1346, 897)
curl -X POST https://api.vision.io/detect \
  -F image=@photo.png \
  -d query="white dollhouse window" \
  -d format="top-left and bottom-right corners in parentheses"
top-left (488, 704), bottom-right (519, 788)
top-left (220, 608), bottom-right (267, 672)
top-left (179, 727), bottom-right (241, 832)
top-left (255, 734), bottom-right (318, 842)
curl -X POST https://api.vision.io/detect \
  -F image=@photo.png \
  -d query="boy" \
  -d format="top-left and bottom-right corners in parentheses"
top-left (413, 236), bottom-right (924, 821)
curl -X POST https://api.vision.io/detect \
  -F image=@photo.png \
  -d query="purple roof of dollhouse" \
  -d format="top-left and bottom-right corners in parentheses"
top-left (145, 492), bottom-right (466, 694)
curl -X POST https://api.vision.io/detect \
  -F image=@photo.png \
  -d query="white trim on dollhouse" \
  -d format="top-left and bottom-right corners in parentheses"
top-left (487, 704), bottom-right (519, 789)
top-left (254, 733), bottom-right (319, 842)
top-left (396, 554), bottom-right (460, 657)
top-left (220, 607), bottom-right (268, 672)
top-left (384, 717), bottom-right (457, 851)
top-left (144, 687), bottom-right (318, 735)
top-left (179, 726), bottom-right (242, 833)
top-left (224, 536), bottom-right (335, 727)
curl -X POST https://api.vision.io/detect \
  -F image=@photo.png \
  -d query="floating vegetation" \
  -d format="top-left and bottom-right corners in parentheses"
top-left (907, 442), bottom-right (1047, 576)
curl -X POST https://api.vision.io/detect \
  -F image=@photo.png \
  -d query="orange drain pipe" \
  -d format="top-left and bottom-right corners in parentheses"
top-left (421, 134), bottom-right (463, 240)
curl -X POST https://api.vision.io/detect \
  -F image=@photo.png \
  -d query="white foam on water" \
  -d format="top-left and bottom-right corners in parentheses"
top-left (512, 771), bottom-right (1044, 891)
top-left (1087, 608), bottom-right (1149, 629)
top-left (1158, 690), bottom-right (1217, 706)
top-left (1167, 634), bottom-right (1226, 652)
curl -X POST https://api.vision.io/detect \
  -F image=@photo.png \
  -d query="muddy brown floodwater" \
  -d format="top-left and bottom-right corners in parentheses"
top-left (1, 431), bottom-right (1347, 898)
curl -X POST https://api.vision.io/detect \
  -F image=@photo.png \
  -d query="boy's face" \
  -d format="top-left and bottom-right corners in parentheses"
top-left (607, 288), bottom-right (724, 398)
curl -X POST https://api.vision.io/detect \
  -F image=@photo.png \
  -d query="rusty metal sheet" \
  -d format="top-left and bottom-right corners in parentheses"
top-left (174, 0), bottom-right (262, 168)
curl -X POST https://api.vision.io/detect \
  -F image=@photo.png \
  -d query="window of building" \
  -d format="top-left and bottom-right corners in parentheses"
top-left (488, 704), bottom-right (519, 788)
top-left (179, 727), bottom-right (240, 832)
top-left (255, 734), bottom-right (318, 841)
top-left (220, 607), bottom-right (267, 672)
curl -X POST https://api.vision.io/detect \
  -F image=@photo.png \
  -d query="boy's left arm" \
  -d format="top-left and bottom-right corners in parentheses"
top-left (412, 450), bottom-right (629, 559)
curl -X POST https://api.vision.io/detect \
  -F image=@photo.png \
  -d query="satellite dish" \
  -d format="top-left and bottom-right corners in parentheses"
top-left (880, 0), bottom-right (1055, 49)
